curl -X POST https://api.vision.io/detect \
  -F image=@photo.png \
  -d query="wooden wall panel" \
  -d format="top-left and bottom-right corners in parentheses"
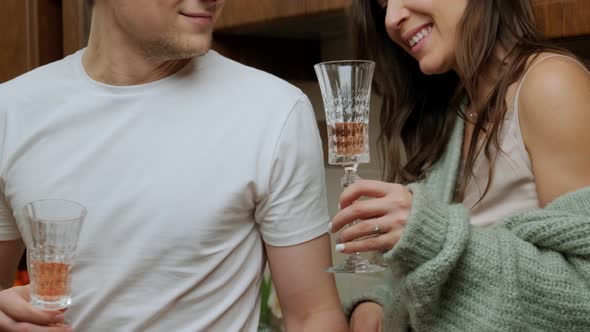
top-left (38, 0), bottom-right (64, 65)
top-left (532, 0), bottom-right (590, 39)
top-left (216, 0), bottom-right (351, 31)
top-left (213, 35), bottom-right (321, 81)
top-left (0, 0), bottom-right (63, 83)
top-left (216, 2), bottom-right (305, 30)
top-left (0, 1), bottom-right (34, 82)
top-left (62, 0), bottom-right (89, 56)
top-left (304, 0), bottom-right (352, 13)
top-left (217, 0), bottom-right (588, 40)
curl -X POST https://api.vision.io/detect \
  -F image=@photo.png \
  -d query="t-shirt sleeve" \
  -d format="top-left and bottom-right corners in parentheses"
top-left (0, 111), bottom-right (20, 241)
top-left (255, 95), bottom-right (330, 247)
top-left (0, 188), bottom-right (19, 241)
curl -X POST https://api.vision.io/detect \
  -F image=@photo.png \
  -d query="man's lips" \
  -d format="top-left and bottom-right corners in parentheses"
top-left (179, 12), bottom-right (213, 26)
top-left (180, 12), bottom-right (213, 19)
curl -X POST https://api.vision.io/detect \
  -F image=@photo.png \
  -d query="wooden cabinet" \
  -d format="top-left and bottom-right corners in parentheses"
top-left (62, 0), bottom-right (90, 57)
top-left (0, 0), bottom-right (63, 82)
top-left (532, 0), bottom-right (590, 39)
top-left (216, 0), bottom-right (590, 40)
top-left (3, 0), bottom-right (587, 84)
top-left (214, 0), bottom-right (589, 77)
top-left (216, 0), bottom-right (351, 31)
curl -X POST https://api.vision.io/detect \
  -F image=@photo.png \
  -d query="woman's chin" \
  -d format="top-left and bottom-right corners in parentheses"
top-left (418, 59), bottom-right (452, 76)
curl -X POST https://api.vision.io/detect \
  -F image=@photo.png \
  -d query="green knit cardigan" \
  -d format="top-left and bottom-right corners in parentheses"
top-left (346, 118), bottom-right (590, 331)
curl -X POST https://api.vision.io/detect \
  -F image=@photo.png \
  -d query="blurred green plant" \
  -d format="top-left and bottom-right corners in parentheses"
top-left (258, 274), bottom-right (284, 332)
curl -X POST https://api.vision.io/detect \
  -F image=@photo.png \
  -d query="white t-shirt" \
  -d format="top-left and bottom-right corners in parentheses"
top-left (0, 49), bottom-right (329, 331)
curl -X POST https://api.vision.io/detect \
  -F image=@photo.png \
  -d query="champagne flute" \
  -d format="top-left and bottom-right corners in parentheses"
top-left (315, 60), bottom-right (385, 273)
top-left (25, 199), bottom-right (86, 310)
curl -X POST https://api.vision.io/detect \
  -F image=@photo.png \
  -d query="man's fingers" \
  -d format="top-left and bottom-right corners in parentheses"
top-left (350, 302), bottom-right (383, 332)
top-left (10, 286), bottom-right (31, 301)
top-left (0, 310), bottom-right (70, 332)
top-left (0, 309), bottom-right (17, 331)
top-left (9, 322), bottom-right (72, 332)
top-left (351, 317), bottom-right (379, 332)
top-left (1, 287), bottom-right (64, 326)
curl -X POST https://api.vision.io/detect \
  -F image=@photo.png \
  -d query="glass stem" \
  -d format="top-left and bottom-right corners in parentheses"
top-left (341, 164), bottom-right (360, 188)
top-left (340, 164), bottom-right (364, 267)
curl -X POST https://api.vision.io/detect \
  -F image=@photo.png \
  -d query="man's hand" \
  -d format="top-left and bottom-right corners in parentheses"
top-left (350, 302), bottom-right (384, 332)
top-left (0, 286), bottom-right (71, 332)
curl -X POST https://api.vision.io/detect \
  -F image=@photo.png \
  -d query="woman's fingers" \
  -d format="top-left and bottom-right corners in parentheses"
top-left (336, 229), bottom-right (403, 253)
top-left (338, 217), bottom-right (392, 243)
top-left (339, 180), bottom-right (393, 209)
top-left (331, 181), bottom-right (413, 253)
top-left (331, 198), bottom-right (390, 233)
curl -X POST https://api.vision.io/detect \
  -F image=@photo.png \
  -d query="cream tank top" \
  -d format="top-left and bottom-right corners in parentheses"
top-left (462, 54), bottom-right (588, 227)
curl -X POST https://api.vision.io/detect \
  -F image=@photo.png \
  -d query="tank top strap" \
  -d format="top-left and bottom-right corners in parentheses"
top-left (508, 55), bottom-right (588, 175)
top-left (513, 54), bottom-right (589, 112)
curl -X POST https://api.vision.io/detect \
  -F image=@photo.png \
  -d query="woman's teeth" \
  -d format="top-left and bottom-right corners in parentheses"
top-left (409, 25), bottom-right (433, 47)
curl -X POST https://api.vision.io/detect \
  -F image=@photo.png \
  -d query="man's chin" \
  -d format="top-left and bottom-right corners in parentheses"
top-left (156, 40), bottom-right (212, 61)
top-left (179, 36), bottom-right (212, 57)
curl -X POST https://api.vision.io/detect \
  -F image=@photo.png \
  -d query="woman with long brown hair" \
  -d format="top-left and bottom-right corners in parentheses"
top-left (329, 0), bottom-right (590, 331)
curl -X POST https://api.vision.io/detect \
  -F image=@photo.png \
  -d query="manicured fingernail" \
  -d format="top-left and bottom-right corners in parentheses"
top-left (54, 314), bottom-right (65, 322)
top-left (335, 244), bottom-right (346, 252)
top-left (328, 222), bottom-right (333, 233)
top-left (337, 203), bottom-right (341, 210)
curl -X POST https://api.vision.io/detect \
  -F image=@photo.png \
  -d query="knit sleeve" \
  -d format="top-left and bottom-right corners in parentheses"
top-left (383, 184), bottom-right (590, 331)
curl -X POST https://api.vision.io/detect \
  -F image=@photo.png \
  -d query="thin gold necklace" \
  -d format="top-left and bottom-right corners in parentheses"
top-left (460, 96), bottom-right (478, 120)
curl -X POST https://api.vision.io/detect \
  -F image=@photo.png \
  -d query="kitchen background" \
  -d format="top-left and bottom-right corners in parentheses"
top-left (1, 0), bottom-right (589, 328)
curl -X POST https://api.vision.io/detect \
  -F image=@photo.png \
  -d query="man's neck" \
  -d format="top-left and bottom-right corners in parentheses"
top-left (82, 12), bottom-right (190, 86)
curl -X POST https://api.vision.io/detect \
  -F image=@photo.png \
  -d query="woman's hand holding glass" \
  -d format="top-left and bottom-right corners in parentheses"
top-left (330, 180), bottom-right (413, 254)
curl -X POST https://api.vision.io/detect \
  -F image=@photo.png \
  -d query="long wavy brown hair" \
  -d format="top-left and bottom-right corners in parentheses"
top-left (351, 0), bottom-right (579, 200)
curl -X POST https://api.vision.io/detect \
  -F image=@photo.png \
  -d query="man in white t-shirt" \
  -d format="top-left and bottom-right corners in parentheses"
top-left (0, 1), bottom-right (348, 331)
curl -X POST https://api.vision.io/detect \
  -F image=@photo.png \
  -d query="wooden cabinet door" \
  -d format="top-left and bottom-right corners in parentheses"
top-left (0, 0), bottom-right (63, 83)
top-left (533, 0), bottom-right (590, 38)
top-left (215, 0), bottom-right (352, 30)
top-left (62, 0), bottom-right (90, 56)
top-left (216, 0), bottom-right (589, 40)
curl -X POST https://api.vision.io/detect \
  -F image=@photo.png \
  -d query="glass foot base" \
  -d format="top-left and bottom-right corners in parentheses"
top-left (326, 259), bottom-right (386, 274)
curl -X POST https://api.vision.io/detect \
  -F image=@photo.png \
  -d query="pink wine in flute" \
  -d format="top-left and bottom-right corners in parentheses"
top-left (29, 261), bottom-right (71, 302)
top-left (328, 122), bottom-right (369, 164)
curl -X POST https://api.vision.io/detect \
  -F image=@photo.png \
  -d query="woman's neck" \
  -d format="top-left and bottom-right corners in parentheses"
top-left (460, 44), bottom-right (510, 106)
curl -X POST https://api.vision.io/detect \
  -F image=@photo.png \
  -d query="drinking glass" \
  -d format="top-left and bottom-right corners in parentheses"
top-left (315, 60), bottom-right (385, 273)
top-left (25, 199), bottom-right (86, 310)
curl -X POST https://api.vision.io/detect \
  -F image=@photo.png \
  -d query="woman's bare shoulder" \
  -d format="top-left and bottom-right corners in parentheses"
top-left (518, 51), bottom-right (589, 123)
